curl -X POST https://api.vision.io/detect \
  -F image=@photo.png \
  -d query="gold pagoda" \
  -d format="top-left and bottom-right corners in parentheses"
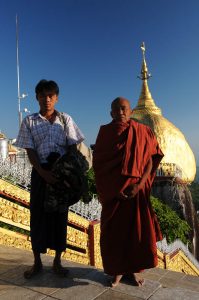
top-left (132, 43), bottom-right (196, 183)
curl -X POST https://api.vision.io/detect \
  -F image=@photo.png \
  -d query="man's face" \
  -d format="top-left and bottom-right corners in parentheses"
top-left (36, 90), bottom-right (58, 113)
top-left (111, 99), bottom-right (132, 122)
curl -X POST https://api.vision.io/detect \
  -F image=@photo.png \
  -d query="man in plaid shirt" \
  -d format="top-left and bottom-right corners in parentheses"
top-left (15, 79), bottom-right (84, 278)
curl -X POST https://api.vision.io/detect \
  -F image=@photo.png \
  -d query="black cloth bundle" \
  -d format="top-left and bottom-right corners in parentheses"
top-left (44, 146), bottom-right (91, 213)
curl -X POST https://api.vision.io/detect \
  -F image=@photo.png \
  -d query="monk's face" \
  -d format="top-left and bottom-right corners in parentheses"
top-left (111, 99), bottom-right (132, 122)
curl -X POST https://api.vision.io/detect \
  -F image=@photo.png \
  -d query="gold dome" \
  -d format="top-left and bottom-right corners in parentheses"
top-left (132, 43), bottom-right (196, 182)
top-left (8, 144), bottom-right (18, 154)
top-left (0, 132), bottom-right (6, 139)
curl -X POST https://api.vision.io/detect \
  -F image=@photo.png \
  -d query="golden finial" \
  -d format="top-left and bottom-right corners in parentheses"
top-left (132, 42), bottom-right (162, 116)
top-left (141, 42), bottom-right (146, 60)
top-left (138, 42), bottom-right (151, 80)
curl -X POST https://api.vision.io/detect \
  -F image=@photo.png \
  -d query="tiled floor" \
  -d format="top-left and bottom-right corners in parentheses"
top-left (0, 244), bottom-right (199, 299)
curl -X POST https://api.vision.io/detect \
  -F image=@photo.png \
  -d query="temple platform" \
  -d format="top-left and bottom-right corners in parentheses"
top-left (0, 245), bottom-right (199, 299)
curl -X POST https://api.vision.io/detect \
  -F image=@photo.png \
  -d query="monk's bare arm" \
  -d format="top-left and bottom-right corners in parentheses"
top-left (124, 157), bottom-right (152, 199)
top-left (26, 148), bottom-right (57, 184)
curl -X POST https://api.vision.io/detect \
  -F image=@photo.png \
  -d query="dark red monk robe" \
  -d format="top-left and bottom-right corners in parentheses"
top-left (93, 120), bottom-right (164, 275)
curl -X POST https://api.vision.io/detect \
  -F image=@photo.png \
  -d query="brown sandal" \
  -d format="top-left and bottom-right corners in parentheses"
top-left (53, 262), bottom-right (69, 277)
top-left (24, 263), bottom-right (43, 279)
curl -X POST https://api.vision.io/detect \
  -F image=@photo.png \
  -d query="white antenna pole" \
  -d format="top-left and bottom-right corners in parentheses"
top-left (16, 14), bottom-right (22, 128)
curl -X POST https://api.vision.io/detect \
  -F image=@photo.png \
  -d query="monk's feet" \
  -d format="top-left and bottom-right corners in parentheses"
top-left (127, 273), bottom-right (144, 286)
top-left (53, 260), bottom-right (69, 277)
top-left (24, 262), bottom-right (43, 279)
top-left (111, 274), bottom-right (123, 287)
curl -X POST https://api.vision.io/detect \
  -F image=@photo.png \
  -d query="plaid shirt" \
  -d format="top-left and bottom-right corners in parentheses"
top-left (15, 111), bottom-right (84, 163)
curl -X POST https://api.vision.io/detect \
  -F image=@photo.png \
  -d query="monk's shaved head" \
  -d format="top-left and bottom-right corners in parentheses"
top-left (110, 97), bottom-right (132, 122)
top-left (111, 97), bottom-right (131, 110)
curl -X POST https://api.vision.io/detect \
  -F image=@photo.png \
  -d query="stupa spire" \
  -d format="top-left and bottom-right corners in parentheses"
top-left (134, 42), bottom-right (161, 115)
top-left (138, 42), bottom-right (152, 80)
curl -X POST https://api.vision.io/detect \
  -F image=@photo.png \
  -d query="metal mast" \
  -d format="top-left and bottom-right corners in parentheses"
top-left (16, 14), bottom-right (28, 128)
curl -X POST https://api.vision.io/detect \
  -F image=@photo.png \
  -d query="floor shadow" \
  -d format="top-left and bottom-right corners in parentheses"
top-left (5, 264), bottom-right (104, 289)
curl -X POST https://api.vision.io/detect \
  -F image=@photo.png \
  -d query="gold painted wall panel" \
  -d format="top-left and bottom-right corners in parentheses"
top-left (62, 248), bottom-right (89, 265)
top-left (0, 227), bottom-right (31, 250)
top-left (93, 222), bottom-right (103, 269)
top-left (157, 249), bottom-right (165, 269)
top-left (0, 179), bottom-right (30, 203)
top-left (47, 248), bottom-right (89, 265)
top-left (68, 211), bottom-right (90, 229)
top-left (67, 226), bottom-right (88, 251)
top-left (165, 250), bottom-right (199, 276)
top-left (0, 227), bottom-right (90, 265)
top-left (0, 197), bottom-right (30, 230)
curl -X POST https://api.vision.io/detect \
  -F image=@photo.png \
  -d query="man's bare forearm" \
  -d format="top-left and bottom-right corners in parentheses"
top-left (26, 148), bottom-right (44, 175)
top-left (26, 148), bottom-right (56, 184)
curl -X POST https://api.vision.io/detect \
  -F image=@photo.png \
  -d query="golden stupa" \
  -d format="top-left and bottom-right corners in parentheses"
top-left (132, 43), bottom-right (196, 182)
top-left (0, 132), bottom-right (6, 139)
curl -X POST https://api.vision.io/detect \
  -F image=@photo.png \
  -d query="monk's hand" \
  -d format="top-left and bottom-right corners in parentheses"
top-left (118, 191), bottom-right (129, 200)
top-left (123, 184), bottom-right (140, 199)
top-left (39, 169), bottom-right (58, 184)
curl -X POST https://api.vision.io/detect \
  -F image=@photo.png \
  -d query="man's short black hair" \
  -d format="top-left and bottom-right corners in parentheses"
top-left (35, 79), bottom-right (59, 95)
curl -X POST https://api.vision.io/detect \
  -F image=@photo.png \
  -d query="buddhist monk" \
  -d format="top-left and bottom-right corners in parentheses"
top-left (93, 97), bottom-right (163, 287)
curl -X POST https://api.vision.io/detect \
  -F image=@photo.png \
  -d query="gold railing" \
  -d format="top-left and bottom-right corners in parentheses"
top-left (0, 178), bottom-right (92, 265)
top-left (0, 178), bottom-right (199, 275)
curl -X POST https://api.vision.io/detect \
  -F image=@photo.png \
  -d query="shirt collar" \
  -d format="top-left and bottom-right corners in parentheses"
top-left (33, 110), bottom-right (60, 122)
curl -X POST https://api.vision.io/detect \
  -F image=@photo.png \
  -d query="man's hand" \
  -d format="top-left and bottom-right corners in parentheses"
top-left (39, 169), bottom-right (58, 184)
top-left (26, 149), bottom-right (58, 184)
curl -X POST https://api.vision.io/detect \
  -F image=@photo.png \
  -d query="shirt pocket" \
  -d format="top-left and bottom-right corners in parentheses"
top-left (50, 123), bottom-right (67, 147)
top-left (31, 123), bottom-right (49, 147)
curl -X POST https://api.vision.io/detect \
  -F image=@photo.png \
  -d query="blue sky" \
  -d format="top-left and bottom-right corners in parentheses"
top-left (1, 0), bottom-right (199, 163)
